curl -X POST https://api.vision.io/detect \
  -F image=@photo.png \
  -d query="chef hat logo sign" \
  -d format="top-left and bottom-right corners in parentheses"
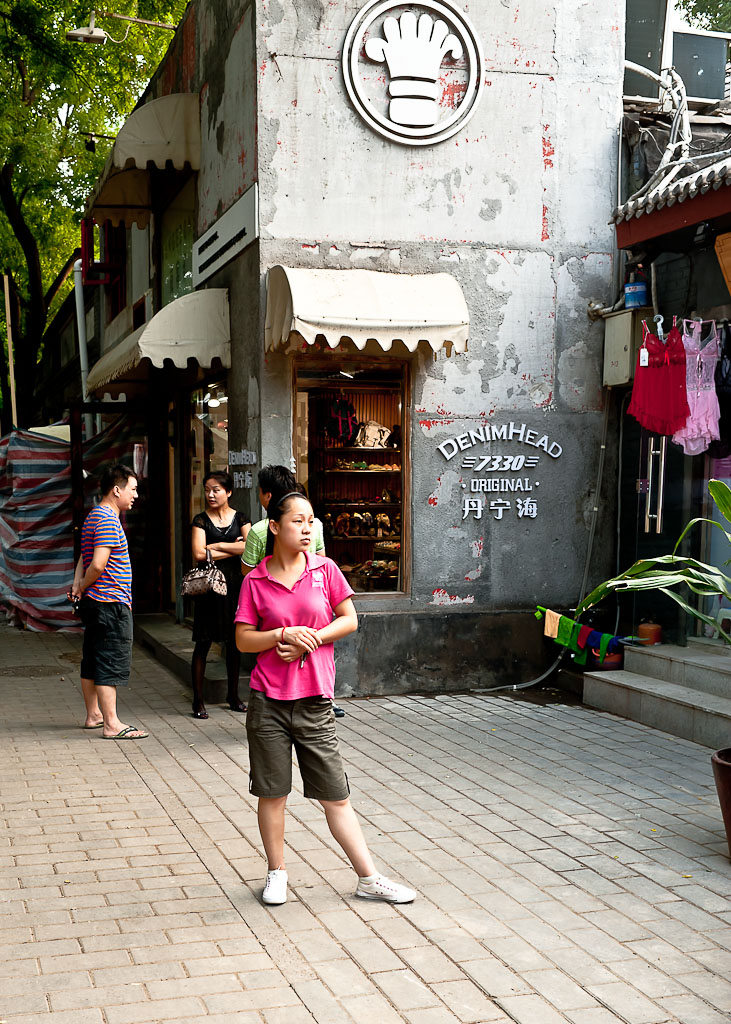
top-left (342, 1), bottom-right (485, 146)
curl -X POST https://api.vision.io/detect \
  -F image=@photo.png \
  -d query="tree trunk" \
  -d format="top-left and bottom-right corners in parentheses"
top-left (0, 164), bottom-right (47, 428)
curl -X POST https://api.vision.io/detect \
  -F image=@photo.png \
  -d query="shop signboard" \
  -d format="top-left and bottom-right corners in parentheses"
top-left (437, 422), bottom-right (563, 522)
top-left (229, 448), bottom-right (257, 490)
top-left (193, 184), bottom-right (259, 287)
top-left (342, 0), bottom-right (484, 146)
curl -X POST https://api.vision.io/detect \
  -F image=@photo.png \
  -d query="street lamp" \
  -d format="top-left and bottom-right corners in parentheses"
top-left (66, 9), bottom-right (176, 45)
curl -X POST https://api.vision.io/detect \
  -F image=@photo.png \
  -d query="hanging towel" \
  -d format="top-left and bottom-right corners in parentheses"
top-left (543, 609), bottom-right (561, 639)
top-left (577, 625), bottom-right (592, 649)
top-left (557, 616), bottom-right (574, 646)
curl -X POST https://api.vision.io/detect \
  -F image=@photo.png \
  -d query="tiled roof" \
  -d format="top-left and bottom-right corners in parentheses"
top-left (612, 158), bottom-right (731, 223)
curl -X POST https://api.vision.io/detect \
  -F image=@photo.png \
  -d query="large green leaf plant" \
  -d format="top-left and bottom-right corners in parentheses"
top-left (577, 479), bottom-right (731, 642)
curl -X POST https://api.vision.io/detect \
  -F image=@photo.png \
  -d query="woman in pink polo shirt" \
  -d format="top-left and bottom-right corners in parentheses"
top-left (235, 491), bottom-right (415, 907)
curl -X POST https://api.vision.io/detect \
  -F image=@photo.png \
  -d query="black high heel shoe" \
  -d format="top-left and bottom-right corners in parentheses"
top-left (227, 696), bottom-right (247, 713)
top-left (192, 701), bottom-right (209, 719)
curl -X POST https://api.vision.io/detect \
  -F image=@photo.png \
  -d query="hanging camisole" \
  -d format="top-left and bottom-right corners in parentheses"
top-left (627, 319), bottom-right (690, 435)
top-left (672, 320), bottom-right (721, 456)
top-left (709, 322), bottom-right (731, 459)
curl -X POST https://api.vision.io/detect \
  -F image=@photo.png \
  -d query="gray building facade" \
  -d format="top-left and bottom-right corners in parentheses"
top-left (82, 0), bottom-right (625, 694)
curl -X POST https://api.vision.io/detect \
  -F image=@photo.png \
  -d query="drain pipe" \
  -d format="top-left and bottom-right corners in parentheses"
top-left (73, 260), bottom-right (94, 441)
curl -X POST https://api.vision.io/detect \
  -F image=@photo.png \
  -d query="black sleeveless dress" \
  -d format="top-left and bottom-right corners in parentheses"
top-left (191, 511), bottom-right (250, 644)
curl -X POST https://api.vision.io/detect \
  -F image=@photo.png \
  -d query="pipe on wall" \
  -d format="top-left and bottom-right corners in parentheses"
top-left (73, 259), bottom-right (95, 440)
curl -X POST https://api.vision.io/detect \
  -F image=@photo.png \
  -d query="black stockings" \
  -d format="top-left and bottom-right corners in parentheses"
top-left (191, 639), bottom-right (245, 716)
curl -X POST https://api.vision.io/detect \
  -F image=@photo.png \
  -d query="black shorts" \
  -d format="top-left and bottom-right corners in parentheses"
top-left (79, 598), bottom-right (133, 687)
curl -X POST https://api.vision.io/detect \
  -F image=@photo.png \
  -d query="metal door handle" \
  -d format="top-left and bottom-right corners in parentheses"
top-left (655, 436), bottom-right (667, 534)
top-left (643, 435), bottom-right (667, 534)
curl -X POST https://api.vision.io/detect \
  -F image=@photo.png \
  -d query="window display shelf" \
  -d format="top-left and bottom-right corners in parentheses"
top-left (323, 447), bottom-right (400, 453)
top-left (322, 501), bottom-right (401, 509)
top-left (328, 534), bottom-right (400, 543)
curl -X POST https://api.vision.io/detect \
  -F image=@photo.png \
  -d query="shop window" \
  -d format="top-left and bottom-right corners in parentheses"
top-left (296, 366), bottom-right (406, 593)
top-left (102, 223), bottom-right (127, 321)
top-left (188, 381), bottom-right (229, 522)
top-left (161, 178), bottom-right (195, 307)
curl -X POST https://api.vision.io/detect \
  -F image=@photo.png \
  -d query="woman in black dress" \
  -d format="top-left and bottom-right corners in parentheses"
top-left (190, 472), bottom-right (251, 718)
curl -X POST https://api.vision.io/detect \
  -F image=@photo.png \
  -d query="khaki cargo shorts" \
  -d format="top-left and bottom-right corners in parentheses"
top-left (246, 689), bottom-right (349, 801)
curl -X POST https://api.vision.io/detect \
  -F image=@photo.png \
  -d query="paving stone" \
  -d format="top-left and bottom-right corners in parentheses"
top-left (609, 957), bottom-right (689, 999)
top-left (673, 969), bottom-right (731, 1011)
top-left (461, 956), bottom-right (532, 996)
top-left (341, 992), bottom-right (413, 1024)
top-left (398, 945), bottom-right (466, 982)
top-left (433, 980), bottom-right (511, 1022)
top-left (564, 1010), bottom-right (629, 1023)
top-left (522, 967), bottom-right (601, 1010)
top-left (49, 983), bottom-right (153, 1011)
top-left (587, 981), bottom-right (679, 1023)
top-left (4, 626), bottom-right (731, 1024)
top-left (402, 1009), bottom-right (469, 1024)
top-left (315, 957), bottom-right (380, 997)
top-left (370, 969), bottom-right (442, 1010)
top-left (341, 935), bottom-right (406, 973)
top-left (497, 993), bottom-right (570, 1024)
top-left (1, 1011), bottom-right (105, 1024)
top-left (103, 996), bottom-right (208, 1023)
top-left (658, 993), bottom-right (731, 1023)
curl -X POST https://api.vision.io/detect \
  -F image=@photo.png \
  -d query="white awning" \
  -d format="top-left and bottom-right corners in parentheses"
top-left (86, 289), bottom-right (230, 393)
top-left (86, 94), bottom-right (200, 228)
top-left (265, 266), bottom-right (469, 354)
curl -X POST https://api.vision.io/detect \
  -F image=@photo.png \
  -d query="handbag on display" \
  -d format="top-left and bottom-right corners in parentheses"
top-left (180, 550), bottom-right (227, 597)
top-left (354, 420), bottom-right (391, 448)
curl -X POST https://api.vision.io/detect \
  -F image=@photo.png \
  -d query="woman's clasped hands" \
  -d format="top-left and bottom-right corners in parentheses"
top-left (276, 625), bottom-right (321, 663)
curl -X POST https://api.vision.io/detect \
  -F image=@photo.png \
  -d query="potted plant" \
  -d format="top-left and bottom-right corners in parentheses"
top-left (576, 479), bottom-right (731, 857)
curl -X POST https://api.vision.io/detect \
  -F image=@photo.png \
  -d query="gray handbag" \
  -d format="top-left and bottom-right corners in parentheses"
top-left (181, 550), bottom-right (227, 597)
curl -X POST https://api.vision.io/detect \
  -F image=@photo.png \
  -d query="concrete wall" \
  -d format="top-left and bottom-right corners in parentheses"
top-left (237, 1), bottom-right (623, 689)
top-left (184, 0), bottom-right (625, 692)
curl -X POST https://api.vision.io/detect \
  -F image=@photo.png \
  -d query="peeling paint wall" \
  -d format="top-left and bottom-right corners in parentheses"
top-left (190, 0), bottom-right (625, 690)
top-left (253, 0), bottom-right (622, 614)
top-left (197, 3), bottom-right (258, 234)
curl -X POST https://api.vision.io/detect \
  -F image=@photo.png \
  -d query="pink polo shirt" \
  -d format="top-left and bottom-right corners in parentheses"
top-left (235, 553), bottom-right (354, 700)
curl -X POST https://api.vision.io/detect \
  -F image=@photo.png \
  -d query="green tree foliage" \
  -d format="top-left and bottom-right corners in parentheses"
top-left (0, 1), bottom-right (188, 430)
top-left (677, 0), bottom-right (731, 31)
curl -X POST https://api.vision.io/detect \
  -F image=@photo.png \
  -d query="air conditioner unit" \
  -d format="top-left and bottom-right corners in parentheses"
top-left (673, 29), bottom-right (730, 103)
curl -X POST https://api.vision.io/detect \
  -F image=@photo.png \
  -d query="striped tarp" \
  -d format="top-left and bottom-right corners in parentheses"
top-left (0, 417), bottom-right (143, 631)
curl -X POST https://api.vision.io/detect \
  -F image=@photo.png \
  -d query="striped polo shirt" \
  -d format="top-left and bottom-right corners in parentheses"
top-left (81, 505), bottom-right (132, 607)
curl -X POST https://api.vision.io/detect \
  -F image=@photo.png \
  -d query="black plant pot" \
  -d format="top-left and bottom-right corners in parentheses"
top-left (711, 748), bottom-right (731, 859)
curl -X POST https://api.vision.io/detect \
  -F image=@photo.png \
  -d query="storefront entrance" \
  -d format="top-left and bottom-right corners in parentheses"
top-left (618, 414), bottom-right (716, 643)
top-left (294, 364), bottom-right (407, 594)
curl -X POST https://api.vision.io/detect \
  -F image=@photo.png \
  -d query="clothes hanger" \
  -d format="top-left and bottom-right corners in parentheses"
top-left (653, 314), bottom-right (665, 342)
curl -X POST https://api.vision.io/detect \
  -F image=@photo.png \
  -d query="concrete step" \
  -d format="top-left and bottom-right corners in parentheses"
top-left (133, 613), bottom-right (250, 704)
top-left (625, 643), bottom-right (731, 698)
top-left (583, 668), bottom-right (731, 750)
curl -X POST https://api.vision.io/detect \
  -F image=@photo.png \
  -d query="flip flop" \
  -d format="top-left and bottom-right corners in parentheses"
top-left (103, 726), bottom-right (149, 740)
top-left (82, 722), bottom-right (104, 729)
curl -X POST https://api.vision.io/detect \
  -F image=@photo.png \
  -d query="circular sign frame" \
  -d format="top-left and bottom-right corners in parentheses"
top-left (342, 0), bottom-right (485, 147)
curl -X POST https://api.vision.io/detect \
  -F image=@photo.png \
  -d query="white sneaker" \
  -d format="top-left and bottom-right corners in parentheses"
top-left (262, 868), bottom-right (288, 905)
top-left (355, 873), bottom-right (416, 903)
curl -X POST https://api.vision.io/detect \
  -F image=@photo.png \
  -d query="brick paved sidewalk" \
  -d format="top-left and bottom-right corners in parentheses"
top-left (2, 621), bottom-right (731, 1024)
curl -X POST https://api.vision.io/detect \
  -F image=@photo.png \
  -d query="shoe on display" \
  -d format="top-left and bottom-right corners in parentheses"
top-left (262, 868), bottom-right (288, 905)
top-left (355, 874), bottom-right (416, 903)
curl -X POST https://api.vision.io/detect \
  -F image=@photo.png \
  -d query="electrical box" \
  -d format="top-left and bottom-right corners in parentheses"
top-left (603, 307), bottom-right (652, 387)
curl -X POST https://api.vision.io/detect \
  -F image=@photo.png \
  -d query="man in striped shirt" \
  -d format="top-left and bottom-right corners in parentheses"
top-left (72, 464), bottom-right (148, 740)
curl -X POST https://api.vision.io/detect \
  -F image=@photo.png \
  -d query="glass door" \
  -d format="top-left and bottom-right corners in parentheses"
top-left (618, 413), bottom-right (705, 644)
